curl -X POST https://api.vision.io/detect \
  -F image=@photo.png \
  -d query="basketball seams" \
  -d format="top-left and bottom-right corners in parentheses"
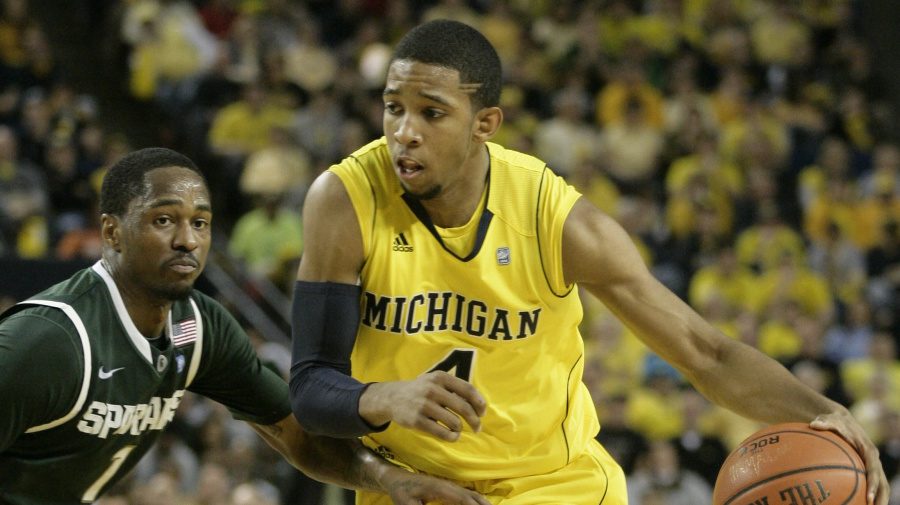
top-left (732, 428), bottom-right (864, 470)
top-left (720, 466), bottom-right (865, 505)
top-left (714, 423), bottom-right (866, 505)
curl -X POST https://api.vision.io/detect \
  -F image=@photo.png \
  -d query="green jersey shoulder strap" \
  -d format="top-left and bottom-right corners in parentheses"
top-left (20, 300), bottom-right (92, 434)
top-left (17, 297), bottom-right (204, 433)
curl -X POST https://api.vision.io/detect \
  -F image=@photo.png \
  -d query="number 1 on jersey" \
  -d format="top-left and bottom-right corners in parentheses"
top-left (82, 445), bottom-right (135, 502)
top-left (428, 349), bottom-right (476, 382)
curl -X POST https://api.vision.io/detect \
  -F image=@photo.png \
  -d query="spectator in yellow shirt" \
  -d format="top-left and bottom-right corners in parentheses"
top-left (689, 245), bottom-right (758, 316)
top-left (207, 81), bottom-right (293, 160)
top-left (807, 220), bottom-right (867, 306)
top-left (595, 61), bottom-right (664, 129)
top-left (803, 174), bottom-right (858, 246)
top-left (798, 136), bottom-right (852, 208)
top-left (735, 202), bottom-right (806, 273)
top-left (855, 176), bottom-right (900, 250)
top-left (626, 355), bottom-right (686, 441)
top-left (749, 2), bottom-right (813, 68)
top-left (597, 96), bottom-right (665, 196)
top-left (751, 252), bottom-right (835, 325)
top-left (756, 299), bottom-right (804, 362)
top-left (842, 332), bottom-right (900, 404)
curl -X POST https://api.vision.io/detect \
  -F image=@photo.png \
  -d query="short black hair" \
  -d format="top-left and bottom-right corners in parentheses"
top-left (391, 19), bottom-right (502, 110)
top-left (100, 147), bottom-right (206, 217)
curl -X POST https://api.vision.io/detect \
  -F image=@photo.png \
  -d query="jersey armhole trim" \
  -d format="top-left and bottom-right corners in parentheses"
top-left (348, 154), bottom-right (377, 260)
top-left (185, 298), bottom-right (204, 388)
top-left (536, 167), bottom-right (575, 298)
top-left (22, 300), bottom-right (92, 433)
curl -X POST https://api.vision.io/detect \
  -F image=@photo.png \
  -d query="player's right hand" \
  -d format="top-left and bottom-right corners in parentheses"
top-left (384, 470), bottom-right (491, 505)
top-left (359, 371), bottom-right (487, 441)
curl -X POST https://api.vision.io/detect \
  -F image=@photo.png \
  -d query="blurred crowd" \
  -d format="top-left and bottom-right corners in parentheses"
top-left (2, 0), bottom-right (900, 504)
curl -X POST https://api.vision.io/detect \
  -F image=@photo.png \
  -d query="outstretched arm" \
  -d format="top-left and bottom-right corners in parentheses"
top-left (249, 415), bottom-right (490, 505)
top-left (562, 197), bottom-right (887, 505)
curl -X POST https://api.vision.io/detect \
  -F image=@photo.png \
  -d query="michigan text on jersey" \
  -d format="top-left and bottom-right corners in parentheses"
top-left (361, 291), bottom-right (542, 340)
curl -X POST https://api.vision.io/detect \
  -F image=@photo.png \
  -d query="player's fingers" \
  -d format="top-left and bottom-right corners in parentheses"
top-left (425, 401), bottom-right (465, 434)
top-left (470, 492), bottom-right (492, 505)
top-left (455, 494), bottom-right (491, 505)
top-left (809, 415), bottom-right (859, 452)
top-left (423, 424), bottom-right (461, 443)
top-left (429, 485), bottom-right (491, 505)
top-left (413, 408), bottom-right (462, 442)
top-left (811, 414), bottom-right (886, 505)
top-left (862, 454), bottom-right (886, 505)
top-left (438, 374), bottom-right (487, 417)
top-left (867, 467), bottom-right (886, 505)
top-left (438, 391), bottom-right (483, 434)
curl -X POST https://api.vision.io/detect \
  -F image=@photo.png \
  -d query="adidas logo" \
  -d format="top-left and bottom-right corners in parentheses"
top-left (393, 233), bottom-right (413, 252)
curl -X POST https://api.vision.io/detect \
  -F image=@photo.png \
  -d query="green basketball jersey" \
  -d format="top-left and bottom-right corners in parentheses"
top-left (331, 139), bottom-right (599, 481)
top-left (0, 262), bottom-right (290, 504)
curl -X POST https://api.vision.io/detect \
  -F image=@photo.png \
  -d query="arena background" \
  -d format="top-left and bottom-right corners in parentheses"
top-left (3, 1), bottom-right (900, 504)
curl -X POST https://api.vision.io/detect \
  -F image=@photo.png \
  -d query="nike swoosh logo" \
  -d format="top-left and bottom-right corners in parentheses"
top-left (98, 367), bottom-right (125, 379)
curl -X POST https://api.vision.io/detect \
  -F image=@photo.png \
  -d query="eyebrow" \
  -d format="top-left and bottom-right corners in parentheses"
top-left (419, 91), bottom-right (452, 106)
top-left (149, 198), bottom-right (212, 213)
top-left (383, 87), bottom-right (453, 107)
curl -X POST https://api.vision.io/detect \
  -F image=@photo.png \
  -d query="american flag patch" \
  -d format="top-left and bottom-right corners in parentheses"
top-left (172, 318), bottom-right (197, 347)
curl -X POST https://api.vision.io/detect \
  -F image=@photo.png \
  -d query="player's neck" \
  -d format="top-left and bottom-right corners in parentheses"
top-left (420, 147), bottom-right (489, 228)
top-left (118, 287), bottom-right (173, 340)
top-left (103, 258), bottom-right (173, 339)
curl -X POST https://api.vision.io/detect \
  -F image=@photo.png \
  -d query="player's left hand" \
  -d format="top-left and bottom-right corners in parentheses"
top-left (383, 470), bottom-right (491, 505)
top-left (811, 411), bottom-right (889, 505)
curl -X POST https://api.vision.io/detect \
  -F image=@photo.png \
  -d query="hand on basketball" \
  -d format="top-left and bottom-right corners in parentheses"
top-left (360, 371), bottom-right (487, 441)
top-left (811, 412), bottom-right (889, 505)
top-left (384, 471), bottom-right (491, 505)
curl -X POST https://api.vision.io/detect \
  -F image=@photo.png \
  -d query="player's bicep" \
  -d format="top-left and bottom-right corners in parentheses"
top-left (562, 197), bottom-right (651, 288)
top-left (562, 198), bottom-right (720, 373)
top-left (297, 171), bottom-right (364, 284)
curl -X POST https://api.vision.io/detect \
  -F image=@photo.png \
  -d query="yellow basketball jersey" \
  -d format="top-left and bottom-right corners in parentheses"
top-left (331, 138), bottom-right (599, 481)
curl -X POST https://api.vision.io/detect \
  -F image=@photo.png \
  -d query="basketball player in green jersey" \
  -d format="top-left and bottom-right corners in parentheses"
top-left (289, 19), bottom-right (888, 505)
top-left (0, 148), bottom-right (491, 505)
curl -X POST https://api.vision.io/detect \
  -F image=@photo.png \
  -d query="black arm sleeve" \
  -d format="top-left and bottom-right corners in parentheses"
top-left (289, 280), bottom-right (388, 437)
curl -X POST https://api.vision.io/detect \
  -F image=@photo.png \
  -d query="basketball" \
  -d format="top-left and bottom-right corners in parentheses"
top-left (713, 423), bottom-right (866, 505)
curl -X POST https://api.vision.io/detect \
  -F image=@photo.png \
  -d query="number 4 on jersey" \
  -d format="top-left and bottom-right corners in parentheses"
top-left (428, 349), bottom-right (475, 382)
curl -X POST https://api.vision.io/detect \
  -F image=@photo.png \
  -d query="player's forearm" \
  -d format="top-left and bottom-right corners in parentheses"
top-left (693, 336), bottom-right (845, 424)
top-left (294, 434), bottom-right (389, 492)
top-left (289, 280), bottom-right (382, 437)
top-left (590, 276), bottom-right (843, 425)
top-left (249, 418), bottom-right (387, 492)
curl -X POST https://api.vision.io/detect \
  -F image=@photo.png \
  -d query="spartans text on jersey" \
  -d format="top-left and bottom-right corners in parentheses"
top-left (361, 291), bottom-right (541, 340)
top-left (76, 390), bottom-right (184, 439)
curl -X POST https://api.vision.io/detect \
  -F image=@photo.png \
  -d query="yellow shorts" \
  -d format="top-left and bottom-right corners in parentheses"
top-left (357, 438), bottom-right (627, 505)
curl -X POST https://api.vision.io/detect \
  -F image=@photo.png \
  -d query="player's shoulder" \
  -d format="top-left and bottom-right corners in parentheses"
top-left (335, 137), bottom-right (390, 173)
top-left (487, 142), bottom-right (548, 175)
top-left (329, 137), bottom-right (400, 205)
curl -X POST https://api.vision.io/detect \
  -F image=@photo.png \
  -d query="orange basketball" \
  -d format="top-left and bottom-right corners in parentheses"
top-left (713, 423), bottom-right (866, 505)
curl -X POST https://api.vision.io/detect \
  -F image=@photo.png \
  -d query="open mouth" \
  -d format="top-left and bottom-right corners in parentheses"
top-left (397, 158), bottom-right (423, 175)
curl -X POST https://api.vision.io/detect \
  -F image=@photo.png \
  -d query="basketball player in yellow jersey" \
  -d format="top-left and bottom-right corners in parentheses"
top-left (289, 19), bottom-right (888, 505)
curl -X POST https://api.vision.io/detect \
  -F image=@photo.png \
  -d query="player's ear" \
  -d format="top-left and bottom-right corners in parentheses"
top-left (100, 214), bottom-right (122, 252)
top-left (472, 106), bottom-right (503, 144)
